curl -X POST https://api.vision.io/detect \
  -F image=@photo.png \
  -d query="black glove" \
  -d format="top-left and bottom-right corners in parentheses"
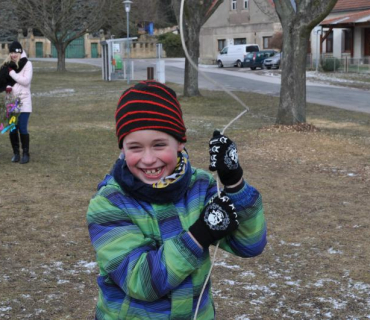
top-left (209, 130), bottom-right (243, 186)
top-left (189, 192), bottom-right (239, 248)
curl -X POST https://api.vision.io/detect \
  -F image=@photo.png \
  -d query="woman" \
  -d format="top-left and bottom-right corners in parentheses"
top-left (1, 41), bottom-right (33, 164)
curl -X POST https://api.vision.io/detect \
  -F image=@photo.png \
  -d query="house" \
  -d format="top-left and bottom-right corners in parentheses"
top-left (317, 0), bottom-right (370, 60)
top-left (200, 0), bottom-right (370, 65)
top-left (199, 0), bottom-right (281, 64)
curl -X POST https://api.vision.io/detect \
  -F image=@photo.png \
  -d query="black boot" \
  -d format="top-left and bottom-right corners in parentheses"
top-left (20, 134), bottom-right (30, 164)
top-left (9, 131), bottom-right (20, 162)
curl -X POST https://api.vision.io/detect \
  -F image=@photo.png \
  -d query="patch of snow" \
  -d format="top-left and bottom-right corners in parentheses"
top-left (32, 88), bottom-right (75, 97)
top-left (317, 297), bottom-right (347, 309)
top-left (285, 280), bottom-right (301, 287)
top-left (222, 279), bottom-right (236, 286)
top-left (214, 261), bottom-right (241, 269)
top-left (279, 240), bottom-right (301, 247)
top-left (240, 271), bottom-right (256, 278)
top-left (57, 279), bottom-right (70, 284)
top-left (328, 247), bottom-right (343, 254)
top-left (0, 307), bottom-right (12, 312)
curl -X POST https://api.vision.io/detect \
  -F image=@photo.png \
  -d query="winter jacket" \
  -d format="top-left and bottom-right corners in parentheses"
top-left (8, 51), bottom-right (33, 113)
top-left (87, 166), bottom-right (267, 320)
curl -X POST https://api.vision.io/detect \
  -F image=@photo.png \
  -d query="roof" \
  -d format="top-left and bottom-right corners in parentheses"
top-left (333, 0), bottom-right (370, 12)
top-left (321, 8), bottom-right (370, 27)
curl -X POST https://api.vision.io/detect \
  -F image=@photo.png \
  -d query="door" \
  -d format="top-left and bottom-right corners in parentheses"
top-left (365, 28), bottom-right (370, 56)
top-left (66, 37), bottom-right (85, 58)
top-left (51, 36), bottom-right (85, 58)
top-left (91, 43), bottom-right (98, 58)
top-left (36, 42), bottom-right (43, 58)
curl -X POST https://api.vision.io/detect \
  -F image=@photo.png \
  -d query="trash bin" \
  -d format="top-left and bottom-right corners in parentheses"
top-left (147, 67), bottom-right (154, 80)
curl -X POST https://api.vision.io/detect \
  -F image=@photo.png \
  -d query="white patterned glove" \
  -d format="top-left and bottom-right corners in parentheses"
top-left (209, 130), bottom-right (243, 186)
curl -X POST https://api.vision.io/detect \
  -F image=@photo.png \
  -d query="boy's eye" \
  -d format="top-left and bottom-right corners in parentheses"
top-left (154, 143), bottom-right (166, 147)
top-left (128, 146), bottom-right (141, 150)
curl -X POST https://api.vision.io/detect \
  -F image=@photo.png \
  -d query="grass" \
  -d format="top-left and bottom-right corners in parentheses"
top-left (0, 61), bottom-right (369, 319)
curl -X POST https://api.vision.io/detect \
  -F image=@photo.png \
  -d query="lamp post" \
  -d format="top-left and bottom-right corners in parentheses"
top-left (123, 0), bottom-right (133, 84)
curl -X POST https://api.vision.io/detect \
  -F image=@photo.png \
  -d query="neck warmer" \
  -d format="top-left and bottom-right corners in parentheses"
top-left (0, 58), bottom-right (28, 92)
top-left (112, 150), bottom-right (192, 204)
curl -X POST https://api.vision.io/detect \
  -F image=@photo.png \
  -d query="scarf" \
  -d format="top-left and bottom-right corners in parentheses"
top-left (112, 150), bottom-right (192, 204)
top-left (0, 57), bottom-right (28, 92)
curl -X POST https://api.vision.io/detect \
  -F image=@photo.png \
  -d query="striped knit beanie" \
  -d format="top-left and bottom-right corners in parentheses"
top-left (115, 81), bottom-right (187, 148)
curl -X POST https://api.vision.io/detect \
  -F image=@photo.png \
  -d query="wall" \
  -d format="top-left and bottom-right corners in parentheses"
top-left (200, 0), bottom-right (281, 64)
top-left (1, 30), bottom-right (166, 61)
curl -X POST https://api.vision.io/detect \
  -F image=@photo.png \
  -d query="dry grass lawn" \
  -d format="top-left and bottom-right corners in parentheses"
top-left (0, 62), bottom-right (369, 319)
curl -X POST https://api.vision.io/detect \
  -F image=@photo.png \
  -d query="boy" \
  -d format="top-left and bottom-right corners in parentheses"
top-left (86, 81), bottom-right (267, 319)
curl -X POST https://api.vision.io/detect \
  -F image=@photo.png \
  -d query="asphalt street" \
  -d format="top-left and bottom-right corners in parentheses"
top-left (31, 57), bottom-right (370, 114)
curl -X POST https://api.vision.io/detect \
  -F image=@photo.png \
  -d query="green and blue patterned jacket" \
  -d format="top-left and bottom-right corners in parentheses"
top-left (87, 164), bottom-right (266, 320)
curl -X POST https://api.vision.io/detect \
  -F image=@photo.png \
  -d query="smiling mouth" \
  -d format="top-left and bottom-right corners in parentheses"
top-left (141, 167), bottom-right (164, 176)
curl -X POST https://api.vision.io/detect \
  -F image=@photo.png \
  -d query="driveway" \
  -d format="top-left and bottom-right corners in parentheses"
top-left (31, 57), bottom-right (370, 114)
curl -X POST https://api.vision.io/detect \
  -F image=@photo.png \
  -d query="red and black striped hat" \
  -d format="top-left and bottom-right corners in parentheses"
top-left (115, 81), bottom-right (187, 148)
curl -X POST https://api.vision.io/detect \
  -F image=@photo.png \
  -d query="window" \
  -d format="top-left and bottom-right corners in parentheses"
top-left (263, 36), bottom-right (272, 49)
top-left (343, 29), bottom-right (352, 52)
top-left (234, 38), bottom-right (246, 45)
top-left (244, 0), bottom-right (249, 9)
top-left (231, 0), bottom-right (237, 10)
top-left (326, 31), bottom-right (333, 53)
top-left (218, 39), bottom-right (226, 51)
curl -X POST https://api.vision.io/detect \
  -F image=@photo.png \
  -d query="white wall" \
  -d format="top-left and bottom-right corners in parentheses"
top-left (354, 27), bottom-right (363, 58)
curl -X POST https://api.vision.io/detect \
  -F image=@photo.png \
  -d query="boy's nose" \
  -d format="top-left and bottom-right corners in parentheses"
top-left (141, 150), bottom-right (156, 165)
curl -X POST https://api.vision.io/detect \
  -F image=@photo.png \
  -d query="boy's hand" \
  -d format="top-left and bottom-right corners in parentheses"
top-left (189, 192), bottom-right (239, 248)
top-left (209, 130), bottom-right (243, 186)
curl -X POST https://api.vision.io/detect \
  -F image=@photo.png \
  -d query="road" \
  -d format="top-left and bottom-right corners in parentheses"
top-left (31, 57), bottom-right (370, 114)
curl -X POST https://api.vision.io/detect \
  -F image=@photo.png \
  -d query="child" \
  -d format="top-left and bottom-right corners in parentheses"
top-left (86, 81), bottom-right (267, 320)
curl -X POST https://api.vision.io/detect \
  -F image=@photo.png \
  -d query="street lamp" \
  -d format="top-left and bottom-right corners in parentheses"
top-left (123, 0), bottom-right (133, 84)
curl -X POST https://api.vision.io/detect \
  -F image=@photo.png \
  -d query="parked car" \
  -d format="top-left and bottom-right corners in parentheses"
top-left (217, 44), bottom-right (260, 68)
top-left (263, 52), bottom-right (282, 69)
top-left (242, 50), bottom-right (277, 70)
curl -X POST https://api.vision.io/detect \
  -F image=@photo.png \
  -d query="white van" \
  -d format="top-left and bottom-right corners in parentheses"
top-left (217, 44), bottom-right (260, 68)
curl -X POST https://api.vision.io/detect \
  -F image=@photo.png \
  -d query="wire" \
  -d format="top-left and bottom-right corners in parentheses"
top-left (179, 1), bottom-right (251, 319)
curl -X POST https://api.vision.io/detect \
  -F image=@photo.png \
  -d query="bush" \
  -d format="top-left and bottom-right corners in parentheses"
top-left (321, 57), bottom-right (342, 72)
top-left (157, 33), bottom-right (184, 57)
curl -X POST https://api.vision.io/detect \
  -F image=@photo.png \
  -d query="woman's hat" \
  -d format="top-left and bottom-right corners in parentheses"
top-left (9, 41), bottom-right (23, 54)
top-left (115, 81), bottom-right (187, 149)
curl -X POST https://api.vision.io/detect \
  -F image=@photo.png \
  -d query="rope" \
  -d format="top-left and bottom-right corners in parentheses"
top-left (179, 1), bottom-right (251, 319)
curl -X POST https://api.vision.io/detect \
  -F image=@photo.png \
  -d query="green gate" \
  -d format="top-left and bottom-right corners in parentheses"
top-left (51, 36), bottom-right (85, 58)
top-left (91, 43), bottom-right (98, 58)
top-left (36, 42), bottom-right (43, 58)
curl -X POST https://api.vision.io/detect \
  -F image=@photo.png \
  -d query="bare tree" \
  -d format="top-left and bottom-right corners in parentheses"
top-left (0, 0), bottom-right (19, 41)
top-left (270, 32), bottom-right (283, 51)
top-left (13, 0), bottom-right (106, 71)
top-left (171, 0), bottom-right (222, 97)
top-left (255, 0), bottom-right (338, 125)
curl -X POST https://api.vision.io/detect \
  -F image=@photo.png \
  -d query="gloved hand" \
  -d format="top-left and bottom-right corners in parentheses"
top-left (209, 130), bottom-right (243, 186)
top-left (189, 192), bottom-right (239, 248)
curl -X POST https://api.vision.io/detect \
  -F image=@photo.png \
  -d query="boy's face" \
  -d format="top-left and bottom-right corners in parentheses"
top-left (122, 130), bottom-right (185, 184)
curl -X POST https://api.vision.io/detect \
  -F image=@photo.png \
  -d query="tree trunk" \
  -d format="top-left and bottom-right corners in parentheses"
top-left (172, 0), bottom-right (223, 97)
top-left (276, 27), bottom-right (310, 124)
top-left (184, 26), bottom-right (200, 97)
top-left (56, 44), bottom-right (66, 72)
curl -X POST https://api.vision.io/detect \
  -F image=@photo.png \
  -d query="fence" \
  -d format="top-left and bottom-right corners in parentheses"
top-left (306, 54), bottom-right (370, 74)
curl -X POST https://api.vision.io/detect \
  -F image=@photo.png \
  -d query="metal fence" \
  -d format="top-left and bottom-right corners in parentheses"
top-left (306, 54), bottom-right (370, 74)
